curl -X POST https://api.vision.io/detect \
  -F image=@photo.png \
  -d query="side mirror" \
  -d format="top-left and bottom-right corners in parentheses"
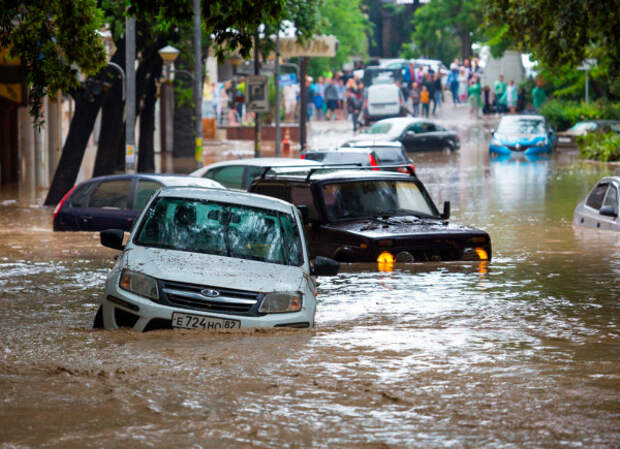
top-left (311, 256), bottom-right (339, 276)
top-left (599, 205), bottom-right (618, 218)
top-left (490, 129), bottom-right (495, 136)
top-left (297, 205), bottom-right (310, 224)
top-left (100, 229), bottom-right (125, 251)
top-left (440, 201), bottom-right (451, 220)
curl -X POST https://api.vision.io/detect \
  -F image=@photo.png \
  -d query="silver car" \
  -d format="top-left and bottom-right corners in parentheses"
top-left (573, 176), bottom-right (620, 231)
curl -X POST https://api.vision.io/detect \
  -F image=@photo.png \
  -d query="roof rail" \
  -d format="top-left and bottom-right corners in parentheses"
top-left (257, 163), bottom-right (363, 181)
top-left (302, 163), bottom-right (416, 181)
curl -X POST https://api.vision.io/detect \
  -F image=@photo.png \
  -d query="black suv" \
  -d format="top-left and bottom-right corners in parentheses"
top-left (249, 167), bottom-right (491, 263)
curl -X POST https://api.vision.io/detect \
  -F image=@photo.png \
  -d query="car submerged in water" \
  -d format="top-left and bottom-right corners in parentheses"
top-left (573, 176), bottom-right (619, 231)
top-left (94, 186), bottom-right (339, 332)
top-left (489, 115), bottom-right (557, 156)
top-left (249, 167), bottom-right (492, 264)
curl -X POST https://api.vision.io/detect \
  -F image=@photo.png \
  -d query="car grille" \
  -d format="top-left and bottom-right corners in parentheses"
top-left (506, 144), bottom-right (528, 152)
top-left (160, 280), bottom-right (263, 316)
top-left (382, 237), bottom-right (488, 262)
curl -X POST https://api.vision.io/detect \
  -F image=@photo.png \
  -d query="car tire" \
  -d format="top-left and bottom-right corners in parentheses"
top-left (92, 304), bottom-right (103, 329)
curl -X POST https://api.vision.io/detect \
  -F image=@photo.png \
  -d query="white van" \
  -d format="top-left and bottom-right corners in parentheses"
top-left (363, 83), bottom-right (406, 126)
top-left (95, 186), bottom-right (339, 331)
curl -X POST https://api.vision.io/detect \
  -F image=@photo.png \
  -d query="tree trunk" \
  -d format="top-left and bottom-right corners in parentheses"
top-left (93, 38), bottom-right (126, 177)
top-left (138, 56), bottom-right (162, 172)
top-left (172, 51), bottom-right (195, 161)
top-left (460, 30), bottom-right (472, 61)
top-left (44, 81), bottom-right (105, 206)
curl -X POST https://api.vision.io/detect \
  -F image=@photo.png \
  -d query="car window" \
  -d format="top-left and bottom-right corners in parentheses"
top-left (68, 183), bottom-right (95, 208)
top-left (569, 122), bottom-right (597, 132)
top-left (372, 147), bottom-right (407, 164)
top-left (291, 186), bottom-right (320, 221)
top-left (207, 166), bottom-right (244, 189)
top-left (366, 122), bottom-right (392, 135)
top-left (134, 180), bottom-right (162, 210)
top-left (406, 123), bottom-right (424, 134)
top-left (586, 183), bottom-right (608, 210)
top-left (246, 166), bottom-right (268, 188)
top-left (88, 180), bottom-right (132, 209)
top-left (321, 180), bottom-right (435, 221)
top-left (497, 119), bottom-right (545, 135)
top-left (603, 185), bottom-right (618, 214)
top-left (134, 197), bottom-right (303, 266)
top-left (421, 122), bottom-right (436, 132)
top-left (320, 152), bottom-right (370, 165)
top-left (252, 183), bottom-right (291, 202)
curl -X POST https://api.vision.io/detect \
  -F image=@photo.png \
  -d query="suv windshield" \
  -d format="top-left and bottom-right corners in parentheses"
top-left (321, 180), bottom-right (436, 221)
top-left (134, 197), bottom-right (303, 266)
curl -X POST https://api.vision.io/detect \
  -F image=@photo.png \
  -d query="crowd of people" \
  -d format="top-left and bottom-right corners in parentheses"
top-left (201, 58), bottom-right (547, 130)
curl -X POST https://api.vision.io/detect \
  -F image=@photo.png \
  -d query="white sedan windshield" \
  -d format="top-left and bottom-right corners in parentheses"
top-left (134, 198), bottom-right (303, 266)
top-left (321, 181), bottom-right (436, 220)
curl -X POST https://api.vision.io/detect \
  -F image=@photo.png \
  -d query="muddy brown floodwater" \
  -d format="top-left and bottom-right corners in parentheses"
top-left (1, 122), bottom-right (619, 448)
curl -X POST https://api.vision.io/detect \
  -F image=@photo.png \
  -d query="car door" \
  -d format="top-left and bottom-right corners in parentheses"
top-left (77, 178), bottom-right (135, 231)
top-left (399, 122), bottom-right (426, 152)
top-left (434, 124), bottom-right (455, 150)
top-left (579, 182), bottom-right (609, 229)
top-left (419, 122), bottom-right (441, 150)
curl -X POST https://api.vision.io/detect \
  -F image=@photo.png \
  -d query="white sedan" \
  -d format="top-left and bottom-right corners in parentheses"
top-left (573, 176), bottom-right (620, 231)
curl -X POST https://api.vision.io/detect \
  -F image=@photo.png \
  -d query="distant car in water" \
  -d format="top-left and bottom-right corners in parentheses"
top-left (190, 158), bottom-right (320, 190)
top-left (53, 174), bottom-right (223, 232)
top-left (301, 142), bottom-right (415, 174)
top-left (557, 120), bottom-right (620, 148)
top-left (573, 176), bottom-right (619, 231)
top-left (345, 117), bottom-right (460, 152)
top-left (489, 115), bottom-right (557, 156)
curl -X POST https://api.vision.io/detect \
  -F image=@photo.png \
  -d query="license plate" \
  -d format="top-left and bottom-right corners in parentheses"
top-left (559, 137), bottom-right (571, 143)
top-left (172, 312), bottom-right (240, 330)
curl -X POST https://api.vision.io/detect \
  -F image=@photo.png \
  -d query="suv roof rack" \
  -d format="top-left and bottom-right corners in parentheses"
top-left (256, 163), bottom-right (415, 182)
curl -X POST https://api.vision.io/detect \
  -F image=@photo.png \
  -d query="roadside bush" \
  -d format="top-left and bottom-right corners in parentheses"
top-left (540, 100), bottom-right (620, 131)
top-left (577, 131), bottom-right (620, 162)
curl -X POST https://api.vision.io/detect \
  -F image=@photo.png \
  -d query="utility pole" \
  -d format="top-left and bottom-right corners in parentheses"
top-left (299, 57), bottom-right (308, 152)
top-left (125, 16), bottom-right (136, 173)
top-left (254, 33), bottom-right (261, 157)
top-left (193, 0), bottom-right (203, 166)
top-left (274, 31), bottom-right (281, 156)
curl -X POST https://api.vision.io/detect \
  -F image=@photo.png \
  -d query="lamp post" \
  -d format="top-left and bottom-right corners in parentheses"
top-left (158, 45), bottom-right (180, 173)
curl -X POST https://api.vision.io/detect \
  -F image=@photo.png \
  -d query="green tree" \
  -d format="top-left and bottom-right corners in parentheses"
top-left (408, 0), bottom-right (484, 63)
top-left (483, 0), bottom-right (620, 98)
top-left (0, 0), bottom-right (107, 121)
top-left (307, 0), bottom-right (371, 77)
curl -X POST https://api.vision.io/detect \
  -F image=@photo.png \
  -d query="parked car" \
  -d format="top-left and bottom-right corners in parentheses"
top-left (362, 83), bottom-right (408, 125)
top-left (190, 158), bottom-right (320, 190)
top-left (489, 115), bottom-right (557, 156)
top-left (301, 142), bottom-right (415, 174)
top-left (95, 186), bottom-right (339, 331)
top-left (345, 117), bottom-right (460, 152)
top-left (249, 168), bottom-right (492, 264)
top-left (573, 176), bottom-right (619, 231)
top-left (53, 174), bottom-right (223, 232)
top-left (557, 120), bottom-right (620, 147)
top-left (362, 66), bottom-right (404, 88)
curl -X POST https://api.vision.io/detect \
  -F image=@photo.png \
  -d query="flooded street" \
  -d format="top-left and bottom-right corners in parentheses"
top-left (1, 121), bottom-right (619, 448)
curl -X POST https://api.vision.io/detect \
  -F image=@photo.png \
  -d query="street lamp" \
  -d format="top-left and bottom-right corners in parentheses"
top-left (158, 45), bottom-right (180, 80)
top-left (158, 45), bottom-right (180, 173)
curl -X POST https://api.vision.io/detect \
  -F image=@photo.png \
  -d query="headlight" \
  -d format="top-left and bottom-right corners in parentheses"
top-left (259, 292), bottom-right (303, 313)
top-left (535, 139), bottom-right (547, 147)
top-left (490, 138), bottom-right (502, 146)
top-left (119, 269), bottom-right (159, 300)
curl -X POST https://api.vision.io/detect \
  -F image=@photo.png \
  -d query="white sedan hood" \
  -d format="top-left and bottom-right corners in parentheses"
top-left (123, 246), bottom-right (305, 293)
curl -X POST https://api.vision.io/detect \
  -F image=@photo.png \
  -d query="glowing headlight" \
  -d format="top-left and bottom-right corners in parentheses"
top-left (119, 269), bottom-right (159, 300)
top-left (535, 139), bottom-right (547, 147)
top-left (259, 292), bottom-right (303, 313)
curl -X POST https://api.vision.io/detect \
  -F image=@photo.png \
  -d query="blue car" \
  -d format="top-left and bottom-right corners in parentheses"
top-left (489, 115), bottom-right (556, 156)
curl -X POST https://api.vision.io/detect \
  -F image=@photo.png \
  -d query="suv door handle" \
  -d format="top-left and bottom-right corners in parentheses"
top-left (80, 216), bottom-right (92, 222)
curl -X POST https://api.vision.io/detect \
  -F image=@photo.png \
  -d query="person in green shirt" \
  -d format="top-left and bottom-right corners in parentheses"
top-left (532, 80), bottom-right (546, 110)
top-left (468, 76), bottom-right (482, 118)
top-left (494, 75), bottom-right (507, 113)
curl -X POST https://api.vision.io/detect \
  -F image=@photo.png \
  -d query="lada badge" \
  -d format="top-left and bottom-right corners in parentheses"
top-left (201, 289), bottom-right (220, 298)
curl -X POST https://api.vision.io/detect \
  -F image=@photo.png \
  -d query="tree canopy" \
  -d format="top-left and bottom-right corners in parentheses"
top-left (404, 0), bottom-right (483, 63)
top-left (484, 0), bottom-right (620, 85)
